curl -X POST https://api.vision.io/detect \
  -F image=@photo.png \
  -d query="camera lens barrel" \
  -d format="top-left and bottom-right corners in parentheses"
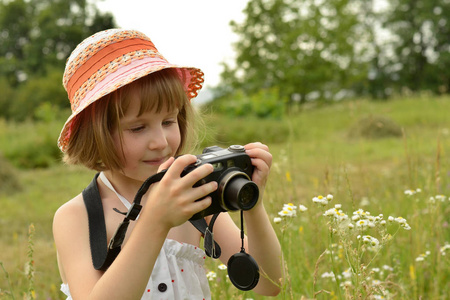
top-left (219, 171), bottom-right (259, 211)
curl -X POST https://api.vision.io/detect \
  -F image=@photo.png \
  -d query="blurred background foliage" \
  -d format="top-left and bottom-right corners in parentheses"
top-left (0, 0), bottom-right (115, 169)
top-left (0, 0), bottom-right (449, 169)
top-left (212, 0), bottom-right (450, 111)
top-left (0, 0), bottom-right (115, 118)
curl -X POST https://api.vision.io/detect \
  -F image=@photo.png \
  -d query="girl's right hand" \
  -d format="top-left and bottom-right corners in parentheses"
top-left (143, 155), bottom-right (217, 229)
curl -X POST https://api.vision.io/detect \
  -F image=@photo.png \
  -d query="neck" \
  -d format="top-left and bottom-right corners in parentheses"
top-left (101, 170), bottom-right (144, 203)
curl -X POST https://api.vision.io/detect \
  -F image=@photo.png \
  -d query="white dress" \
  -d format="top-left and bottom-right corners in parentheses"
top-left (60, 238), bottom-right (211, 299)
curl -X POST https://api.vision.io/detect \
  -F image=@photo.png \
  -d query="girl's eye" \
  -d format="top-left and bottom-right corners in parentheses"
top-left (163, 120), bottom-right (177, 126)
top-left (130, 126), bottom-right (145, 133)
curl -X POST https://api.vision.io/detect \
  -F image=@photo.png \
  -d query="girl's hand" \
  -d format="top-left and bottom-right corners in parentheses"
top-left (244, 142), bottom-right (272, 193)
top-left (144, 155), bottom-right (217, 229)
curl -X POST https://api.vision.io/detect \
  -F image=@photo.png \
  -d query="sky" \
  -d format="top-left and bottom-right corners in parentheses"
top-left (96, 0), bottom-right (249, 91)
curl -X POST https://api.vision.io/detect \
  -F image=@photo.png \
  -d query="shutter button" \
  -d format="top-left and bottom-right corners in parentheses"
top-left (158, 283), bottom-right (167, 292)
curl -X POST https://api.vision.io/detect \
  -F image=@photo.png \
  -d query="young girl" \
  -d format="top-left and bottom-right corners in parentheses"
top-left (53, 29), bottom-right (282, 299)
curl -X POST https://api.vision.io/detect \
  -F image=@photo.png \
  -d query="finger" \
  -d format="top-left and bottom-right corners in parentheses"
top-left (246, 148), bottom-right (273, 168)
top-left (164, 154), bottom-right (197, 178)
top-left (251, 157), bottom-right (271, 174)
top-left (190, 196), bottom-right (213, 215)
top-left (244, 142), bottom-right (269, 152)
top-left (158, 157), bottom-right (175, 172)
top-left (180, 163), bottom-right (215, 186)
top-left (190, 180), bottom-right (218, 200)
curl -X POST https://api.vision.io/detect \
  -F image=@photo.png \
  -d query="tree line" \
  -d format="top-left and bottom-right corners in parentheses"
top-left (0, 0), bottom-right (449, 121)
top-left (216, 0), bottom-right (450, 110)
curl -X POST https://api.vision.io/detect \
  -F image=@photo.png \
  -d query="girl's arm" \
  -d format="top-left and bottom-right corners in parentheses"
top-left (211, 143), bottom-right (283, 296)
top-left (53, 155), bottom-right (217, 300)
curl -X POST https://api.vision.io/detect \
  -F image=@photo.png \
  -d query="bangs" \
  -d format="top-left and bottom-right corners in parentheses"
top-left (119, 68), bottom-right (188, 116)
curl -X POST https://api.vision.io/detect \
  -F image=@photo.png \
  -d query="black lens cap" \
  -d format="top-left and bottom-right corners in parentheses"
top-left (227, 251), bottom-right (260, 291)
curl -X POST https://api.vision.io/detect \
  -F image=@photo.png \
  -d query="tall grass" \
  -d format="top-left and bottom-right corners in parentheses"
top-left (1, 96), bottom-right (449, 299)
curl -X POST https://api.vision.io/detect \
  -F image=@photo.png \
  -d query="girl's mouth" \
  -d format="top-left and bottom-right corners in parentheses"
top-left (143, 157), bottom-right (167, 165)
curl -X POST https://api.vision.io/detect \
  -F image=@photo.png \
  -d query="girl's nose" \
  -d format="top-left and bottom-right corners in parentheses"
top-left (148, 127), bottom-right (169, 150)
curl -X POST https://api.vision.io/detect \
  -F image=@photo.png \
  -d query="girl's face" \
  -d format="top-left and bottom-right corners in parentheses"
top-left (112, 96), bottom-right (181, 183)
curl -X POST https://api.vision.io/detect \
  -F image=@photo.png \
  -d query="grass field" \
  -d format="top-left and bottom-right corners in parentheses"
top-left (1, 96), bottom-right (449, 299)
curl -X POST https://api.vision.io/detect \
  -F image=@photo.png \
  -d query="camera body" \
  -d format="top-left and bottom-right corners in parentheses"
top-left (184, 145), bottom-right (259, 220)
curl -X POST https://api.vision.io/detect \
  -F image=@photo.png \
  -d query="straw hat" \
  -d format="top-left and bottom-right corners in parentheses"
top-left (58, 28), bottom-right (204, 152)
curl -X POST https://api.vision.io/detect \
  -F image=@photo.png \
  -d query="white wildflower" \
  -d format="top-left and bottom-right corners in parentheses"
top-left (353, 208), bottom-right (366, 216)
top-left (341, 280), bottom-right (352, 287)
top-left (382, 265), bottom-right (393, 271)
top-left (324, 208), bottom-right (337, 217)
top-left (342, 269), bottom-right (352, 279)
top-left (356, 219), bottom-right (368, 228)
top-left (206, 271), bottom-right (217, 281)
top-left (404, 189), bottom-right (416, 196)
top-left (394, 217), bottom-right (407, 225)
top-left (435, 195), bottom-right (446, 202)
top-left (415, 255), bottom-right (425, 262)
top-left (313, 195), bottom-right (328, 206)
top-left (278, 203), bottom-right (297, 217)
top-left (440, 243), bottom-right (450, 256)
top-left (352, 215), bottom-right (360, 221)
top-left (298, 204), bottom-right (308, 212)
top-left (321, 271), bottom-right (336, 279)
top-left (402, 223), bottom-right (411, 230)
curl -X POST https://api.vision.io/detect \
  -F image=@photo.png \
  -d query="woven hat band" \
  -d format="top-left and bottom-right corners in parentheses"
top-left (66, 38), bottom-right (158, 104)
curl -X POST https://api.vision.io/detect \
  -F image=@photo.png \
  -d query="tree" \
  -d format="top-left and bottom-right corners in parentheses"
top-left (383, 0), bottom-right (450, 94)
top-left (0, 0), bottom-right (115, 86)
top-left (0, 0), bottom-right (116, 119)
top-left (219, 0), bottom-right (372, 106)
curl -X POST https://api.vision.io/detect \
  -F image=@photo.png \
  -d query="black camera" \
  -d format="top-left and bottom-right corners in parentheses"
top-left (184, 145), bottom-right (259, 220)
top-left (107, 145), bottom-right (261, 289)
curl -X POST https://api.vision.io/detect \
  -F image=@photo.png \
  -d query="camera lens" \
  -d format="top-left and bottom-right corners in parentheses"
top-left (220, 172), bottom-right (259, 211)
top-left (238, 181), bottom-right (258, 209)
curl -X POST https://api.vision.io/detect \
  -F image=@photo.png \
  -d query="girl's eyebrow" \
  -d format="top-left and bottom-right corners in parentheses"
top-left (121, 108), bottom-right (180, 124)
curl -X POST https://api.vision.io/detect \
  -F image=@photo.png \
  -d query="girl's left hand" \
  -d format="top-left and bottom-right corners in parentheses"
top-left (244, 142), bottom-right (272, 193)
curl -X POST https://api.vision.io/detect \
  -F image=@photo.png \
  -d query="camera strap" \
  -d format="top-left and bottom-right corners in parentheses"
top-left (191, 213), bottom-right (221, 259)
top-left (82, 172), bottom-right (221, 271)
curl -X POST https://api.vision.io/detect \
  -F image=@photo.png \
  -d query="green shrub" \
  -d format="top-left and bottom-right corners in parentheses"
top-left (201, 114), bottom-right (291, 147)
top-left (348, 115), bottom-right (403, 139)
top-left (0, 152), bottom-right (21, 193)
top-left (211, 88), bottom-right (287, 119)
top-left (1, 68), bottom-right (68, 121)
top-left (0, 119), bottom-right (62, 169)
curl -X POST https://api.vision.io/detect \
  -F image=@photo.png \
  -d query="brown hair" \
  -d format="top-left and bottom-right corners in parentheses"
top-left (63, 68), bottom-right (199, 171)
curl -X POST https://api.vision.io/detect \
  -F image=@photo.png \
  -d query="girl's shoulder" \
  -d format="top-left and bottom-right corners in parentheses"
top-left (53, 193), bottom-right (88, 238)
top-left (54, 193), bottom-right (86, 221)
